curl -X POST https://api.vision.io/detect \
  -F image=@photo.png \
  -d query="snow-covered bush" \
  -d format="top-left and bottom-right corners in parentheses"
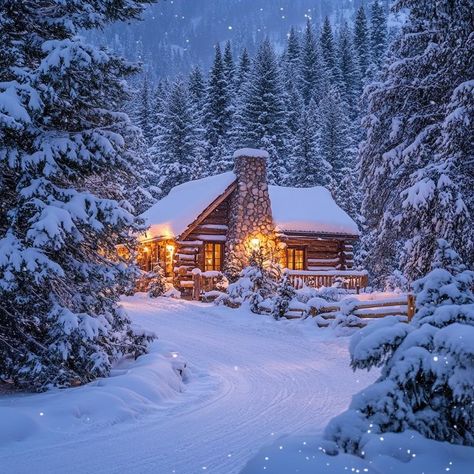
top-left (217, 248), bottom-right (281, 313)
top-left (384, 270), bottom-right (409, 293)
top-left (325, 241), bottom-right (474, 452)
top-left (0, 1), bottom-right (155, 391)
top-left (331, 298), bottom-right (364, 333)
top-left (272, 273), bottom-right (297, 320)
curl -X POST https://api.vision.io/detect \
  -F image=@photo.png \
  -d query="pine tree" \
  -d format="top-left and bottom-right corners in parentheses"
top-left (272, 273), bottom-right (296, 320)
top-left (337, 22), bottom-right (361, 119)
top-left (241, 39), bottom-right (289, 184)
top-left (188, 66), bottom-right (206, 111)
top-left (236, 48), bottom-right (251, 94)
top-left (326, 240), bottom-right (474, 452)
top-left (281, 26), bottom-right (301, 92)
top-left (154, 78), bottom-right (200, 195)
top-left (187, 66), bottom-right (208, 179)
top-left (360, 0), bottom-right (473, 284)
top-left (319, 87), bottom-right (353, 188)
top-left (292, 99), bottom-right (331, 188)
top-left (223, 40), bottom-right (236, 97)
top-left (204, 44), bottom-right (233, 161)
top-left (353, 5), bottom-right (371, 84)
top-left (300, 20), bottom-right (326, 105)
top-left (0, 0), bottom-right (155, 391)
top-left (137, 74), bottom-right (154, 145)
top-left (320, 17), bottom-right (341, 85)
top-left (370, 0), bottom-right (387, 69)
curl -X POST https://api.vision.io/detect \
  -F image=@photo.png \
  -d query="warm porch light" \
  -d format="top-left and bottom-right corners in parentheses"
top-left (250, 238), bottom-right (261, 250)
top-left (166, 244), bottom-right (175, 253)
top-left (143, 246), bottom-right (150, 253)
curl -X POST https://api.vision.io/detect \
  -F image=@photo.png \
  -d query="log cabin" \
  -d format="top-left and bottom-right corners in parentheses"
top-left (138, 149), bottom-right (367, 297)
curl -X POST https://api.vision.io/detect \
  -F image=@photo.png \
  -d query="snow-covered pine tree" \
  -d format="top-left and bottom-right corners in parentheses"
top-left (281, 26), bottom-right (301, 93)
top-left (236, 48), bottom-right (252, 94)
top-left (353, 5), bottom-right (371, 85)
top-left (204, 43), bottom-right (233, 165)
top-left (360, 0), bottom-right (474, 284)
top-left (292, 98), bottom-right (331, 188)
top-left (325, 240), bottom-right (474, 452)
top-left (370, 0), bottom-right (387, 69)
top-left (136, 74), bottom-right (154, 145)
top-left (223, 41), bottom-right (236, 99)
top-left (188, 66), bottom-right (206, 112)
top-left (154, 77), bottom-right (201, 195)
top-left (320, 17), bottom-right (342, 86)
top-left (281, 27), bottom-right (304, 141)
top-left (147, 264), bottom-right (167, 298)
top-left (337, 22), bottom-right (361, 120)
top-left (318, 87), bottom-right (354, 191)
top-left (299, 20), bottom-right (326, 105)
top-left (272, 273), bottom-right (296, 320)
top-left (241, 39), bottom-right (289, 184)
top-left (230, 48), bottom-right (252, 151)
top-left (187, 66), bottom-right (208, 179)
top-left (0, 0), bottom-right (155, 391)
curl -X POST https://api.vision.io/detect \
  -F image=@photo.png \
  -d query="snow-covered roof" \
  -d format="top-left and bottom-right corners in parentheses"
top-left (141, 172), bottom-right (359, 240)
top-left (269, 185), bottom-right (359, 236)
top-left (141, 172), bottom-right (236, 240)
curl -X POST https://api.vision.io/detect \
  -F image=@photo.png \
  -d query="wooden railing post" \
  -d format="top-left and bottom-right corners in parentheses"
top-left (193, 273), bottom-right (201, 301)
top-left (407, 293), bottom-right (415, 322)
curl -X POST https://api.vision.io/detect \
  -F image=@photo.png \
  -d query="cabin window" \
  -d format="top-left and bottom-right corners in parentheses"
top-left (287, 247), bottom-right (305, 270)
top-left (139, 242), bottom-right (167, 274)
top-left (204, 243), bottom-right (223, 272)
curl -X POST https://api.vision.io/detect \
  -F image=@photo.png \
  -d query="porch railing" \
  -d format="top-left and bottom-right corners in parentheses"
top-left (286, 269), bottom-right (369, 293)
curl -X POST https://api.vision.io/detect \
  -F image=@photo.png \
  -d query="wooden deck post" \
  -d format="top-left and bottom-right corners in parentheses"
top-left (407, 293), bottom-right (415, 322)
top-left (192, 273), bottom-right (201, 301)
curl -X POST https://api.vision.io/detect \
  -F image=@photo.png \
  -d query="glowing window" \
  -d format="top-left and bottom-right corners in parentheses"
top-left (204, 243), bottom-right (223, 272)
top-left (287, 247), bottom-right (305, 270)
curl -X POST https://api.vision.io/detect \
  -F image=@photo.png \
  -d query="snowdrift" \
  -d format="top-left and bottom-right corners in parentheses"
top-left (0, 341), bottom-right (188, 445)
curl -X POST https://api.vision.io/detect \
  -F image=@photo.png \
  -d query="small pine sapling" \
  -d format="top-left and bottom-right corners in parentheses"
top-left (273, 273), bottom-right (296, 320)
top-left (147, 264), bottom-right (167, 298)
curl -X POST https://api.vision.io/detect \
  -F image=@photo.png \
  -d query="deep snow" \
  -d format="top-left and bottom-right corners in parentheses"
top-left (0, 295), bottom-right (377, 474)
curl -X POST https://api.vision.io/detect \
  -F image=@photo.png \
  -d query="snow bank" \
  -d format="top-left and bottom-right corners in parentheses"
top-left (0, 341), bottom-right (188, 445)
top-left (269, 185), bottom-right (359, 235)
top-left (241, 430), bottom-right (474, 473)
top-left (140, 172), bottom-right (236, 239)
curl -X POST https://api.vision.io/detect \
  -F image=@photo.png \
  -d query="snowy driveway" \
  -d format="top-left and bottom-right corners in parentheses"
top-left (0, 296), bottom-right (376, 474)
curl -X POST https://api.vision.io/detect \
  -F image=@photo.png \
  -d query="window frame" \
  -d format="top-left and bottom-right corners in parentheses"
top-left (204, 242), bottom-right (224, 272)
top-left (286, 246), bottom-right (306, 271)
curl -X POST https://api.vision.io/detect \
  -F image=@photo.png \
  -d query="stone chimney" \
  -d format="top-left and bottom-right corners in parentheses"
top-left (225, 149), bottom-right (276, 273)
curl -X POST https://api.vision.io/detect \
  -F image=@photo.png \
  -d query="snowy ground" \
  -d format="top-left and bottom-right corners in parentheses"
top-left (0, 295), bottom-right (377, 474)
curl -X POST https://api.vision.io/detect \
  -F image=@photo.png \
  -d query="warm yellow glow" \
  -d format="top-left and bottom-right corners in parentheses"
top-left (143, 246), bottom-right (150, 253)
top-left (250, 238), bottom-right (261, 250)
top-left (166, 244), bottom-right (175, 253)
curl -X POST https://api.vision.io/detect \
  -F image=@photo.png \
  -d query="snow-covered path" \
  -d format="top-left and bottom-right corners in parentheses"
top-left (0, 297), bottom-right (377, 474)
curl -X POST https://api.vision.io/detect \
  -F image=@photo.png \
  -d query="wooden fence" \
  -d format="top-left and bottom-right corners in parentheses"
top-left (286, 270), bottom-right (369, 293)
top-left (287, 294), bottom-right (416, 326)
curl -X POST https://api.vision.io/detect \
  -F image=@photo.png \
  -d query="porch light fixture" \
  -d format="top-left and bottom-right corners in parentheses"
top-left (250, 238), bottom-right (261, 250)
top-left (166, 244), bottom-right (175, 253)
